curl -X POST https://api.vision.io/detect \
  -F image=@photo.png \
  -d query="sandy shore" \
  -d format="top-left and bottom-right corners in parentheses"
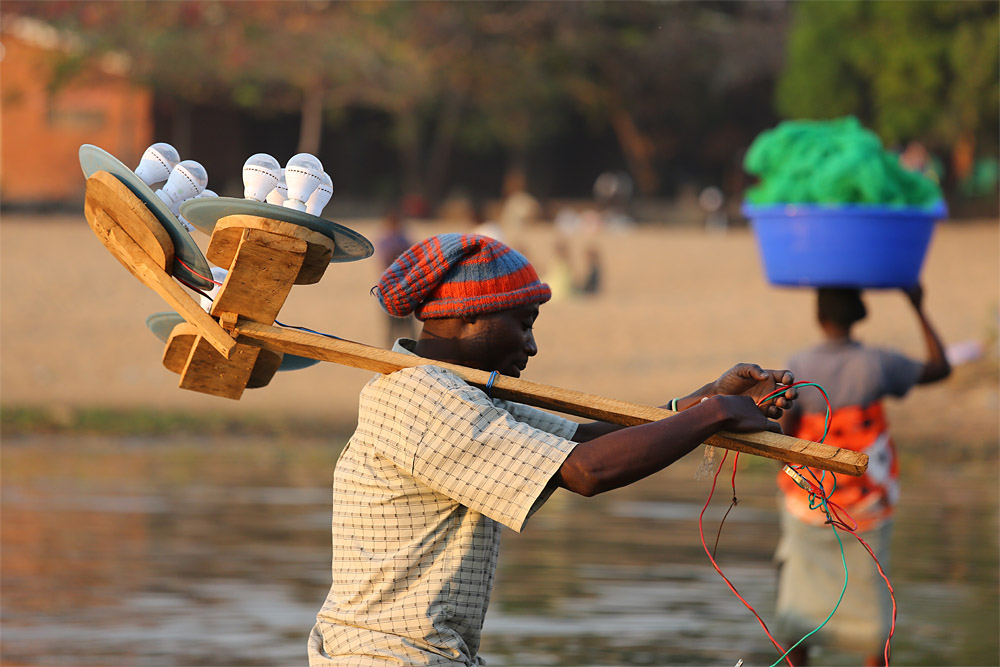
top-left (2, 213), bottom-right (997, 448)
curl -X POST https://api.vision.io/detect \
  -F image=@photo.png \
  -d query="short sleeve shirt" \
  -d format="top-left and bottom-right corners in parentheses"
top-left (309, 340), bottom-right (579, 666)
top-left (780, 340), bottom-right (922, 528)
top-left (786, 340), bottom-right (923, 414)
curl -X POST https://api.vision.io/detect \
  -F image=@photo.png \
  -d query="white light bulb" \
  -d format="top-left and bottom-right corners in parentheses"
top-left (242, 153), bottom-right (281, 202)
top-left (199, 267), bottom-right (229, 312)
top-left (155, 160), bottom-right (208, 215)
top-left (305, 171), bottom-right (333, 216)
top-left (283, 153), bottom-right (323, 212)
top-left (266, 168), bottom-right (288, 206)
top-left (178, 189), bottom-right (218, 232)
top-left (134, 142), bottom-right (180, 187)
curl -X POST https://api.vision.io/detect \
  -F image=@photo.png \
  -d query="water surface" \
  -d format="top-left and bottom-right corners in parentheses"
top-left (2, 435), bottom-right (996, 666)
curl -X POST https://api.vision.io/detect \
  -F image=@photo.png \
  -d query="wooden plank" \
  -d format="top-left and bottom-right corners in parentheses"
top-left (207, 216), bottom-right (335, 285)
top-left (178, 335), bottom-right (261, 400)
top-left (209, 227), bottom-right (307, 324)
top-left (164, 321), bottom-right (281, 389)
top-left (246, 347), bottom-right (283, 389)
top-left (87, 210), bottom-right (236, 359)
top-left (162, 322), bottom-right (199, 373)
top-left (85, 171), bottom-right (173, 271)
top-left (232, 320), bottom-right (869, 476)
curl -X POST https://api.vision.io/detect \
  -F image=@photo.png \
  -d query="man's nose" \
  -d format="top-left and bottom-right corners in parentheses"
top-left (525, 331), bottom-right (538, 356)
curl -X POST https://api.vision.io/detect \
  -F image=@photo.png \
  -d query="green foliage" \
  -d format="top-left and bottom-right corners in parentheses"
top-left (744, 116), bottom-right (942, 206)
top-left (0, 405), bottom-right (340, 437)
top-left (777, 0), bottom-right (999, 151)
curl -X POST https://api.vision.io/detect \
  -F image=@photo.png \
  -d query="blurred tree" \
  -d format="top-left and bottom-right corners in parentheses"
top-left (457, 1), bottom-right (786, 197)
top-left (776, 0), bottom-right (999, 188)
top-left (3, 0), bottom-right (788, 204)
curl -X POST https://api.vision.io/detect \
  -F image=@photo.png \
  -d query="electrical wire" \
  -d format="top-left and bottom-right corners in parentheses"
top-left (702, 380), bottom-right (897, 665)
top-left (698, 449), bottom-right (793, 667)
top-left (176, 257), bottom-right (222, 286)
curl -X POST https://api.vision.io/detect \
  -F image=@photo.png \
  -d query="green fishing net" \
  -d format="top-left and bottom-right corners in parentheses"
top-left (743, 117), bottom-right (943, 207)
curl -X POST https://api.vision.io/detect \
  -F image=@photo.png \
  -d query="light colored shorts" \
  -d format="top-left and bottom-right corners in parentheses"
top-left (774, 506), bottom-right (893, 655)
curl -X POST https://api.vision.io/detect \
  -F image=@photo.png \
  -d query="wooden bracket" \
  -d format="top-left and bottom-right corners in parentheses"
top-left (208, 215), bottom-right (335, 285)
top-left (162, 322), bottom-right (282, 395)
top-left (169, 215), bottom-right (332, 395)
top-left (218, 311), bottom-right (239, 333)
top-left (177, 334), bottom-right (261, 400)
top-left (83, 172), bottom-right (237, 360)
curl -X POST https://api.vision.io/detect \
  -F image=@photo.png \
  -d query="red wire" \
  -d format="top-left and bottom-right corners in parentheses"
top-left (756, 380), bottom-right (829, 407)
top-left (817, 501), bottom-right (895, 663)
top-left (850, 529), bottom-right (897, 664)
top-left (706, 380), bottom-right (896, 664)
top-left (698, 449), bottom-right (793, 667)
top-left (731, 452), bottom-right (740, 490)
top-left (175, 257), bottom-right (223, 285)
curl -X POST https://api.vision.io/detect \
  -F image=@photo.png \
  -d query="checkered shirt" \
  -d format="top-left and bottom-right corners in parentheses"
top-left (308, 339), bottom-right (579, 666)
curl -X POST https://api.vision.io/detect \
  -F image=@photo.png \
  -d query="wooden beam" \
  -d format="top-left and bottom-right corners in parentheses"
top-left (232, 320), bottom-right (868, 477)
top-left (83, 172), bottom-right (236, 360)
top-left (93, 212), bottom-right (237, 359)
top-left (178, 334), bottom-right (261, 400)
top-left (209, 226), bottom-right (308, 325)
top-left (208, 215), bottom-right (335, 285)
top-left (85, 171), bottom-right (174, 271)
top-left (162, 321), bottom-right (282, 389)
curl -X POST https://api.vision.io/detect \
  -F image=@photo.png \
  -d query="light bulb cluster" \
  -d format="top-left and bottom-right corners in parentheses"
top-left (133, 143), bottom-right (335, 228)
top-left (242, 152), bottom-right (333, 216)
top-left (135, 142), bottom-right (213, 231)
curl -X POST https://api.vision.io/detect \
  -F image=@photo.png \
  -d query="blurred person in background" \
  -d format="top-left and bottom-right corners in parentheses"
top-left (541, 238), bottom-right (574, 302)
top-left (497, 169), bottom-right (541, 254)
top-left (375, 207), bottom-right (418, 347)
top-left (593, 170), bottom-right (634, 228)
top-left (775, 285), bottom-right (950, 666)
top-left (469, 198), bottom-right (504, 242)
top-left (578, 243), bottom-right (602, 296)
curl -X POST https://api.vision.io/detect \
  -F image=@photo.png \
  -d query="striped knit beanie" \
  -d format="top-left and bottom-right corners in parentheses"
top-left (375, 233), bottom-right (551, 320)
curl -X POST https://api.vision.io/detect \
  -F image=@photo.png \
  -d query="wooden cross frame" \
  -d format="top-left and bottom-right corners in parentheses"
top-left (82, 168), bottom-right (868, 477)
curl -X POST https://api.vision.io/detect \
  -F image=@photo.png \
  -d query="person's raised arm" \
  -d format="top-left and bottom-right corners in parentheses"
top-left (904, 285), bottom-right (951, 384)
top-left (572, 364), bottom-right (796, 443)
top-left (555, 394), bottom-right (780, 496)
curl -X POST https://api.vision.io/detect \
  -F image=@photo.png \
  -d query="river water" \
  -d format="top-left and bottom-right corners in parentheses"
top-left (2, 434), bottom-right (997, 666)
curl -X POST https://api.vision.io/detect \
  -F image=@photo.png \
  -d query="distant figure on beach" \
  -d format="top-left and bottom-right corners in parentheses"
top-left (699, 185), bottom-right (728, 233)
top-left (497, 169), bottom-right (541, 254)
top-left (375, 207), bottom-right (417, 347)
top-left (775, 285), bottom-right (950, 666)
top-left (579, 244), bottom-right (601, 295)
top-left (541, 239), bottom-right (574, 302)
top-left (470, 198), bottom-right (504, 242)
top-left (593, 170), bottom-right (633, 227)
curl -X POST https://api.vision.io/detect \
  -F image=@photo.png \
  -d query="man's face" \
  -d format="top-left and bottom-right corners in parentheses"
top-left (459, 305), bottom-right (539, 377)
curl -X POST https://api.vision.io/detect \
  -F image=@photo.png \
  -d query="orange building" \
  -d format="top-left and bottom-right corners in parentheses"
top-left (1, 17), bottom-right (152, 206)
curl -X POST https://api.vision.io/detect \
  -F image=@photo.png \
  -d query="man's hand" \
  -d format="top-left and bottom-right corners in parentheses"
top-left (711, 363), bottom-right (796, 419)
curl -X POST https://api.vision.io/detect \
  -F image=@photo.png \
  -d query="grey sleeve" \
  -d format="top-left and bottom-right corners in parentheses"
top-left (875, 348), bottom-right (924, 398)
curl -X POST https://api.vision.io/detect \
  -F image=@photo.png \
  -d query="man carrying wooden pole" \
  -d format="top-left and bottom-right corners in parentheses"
top-left (308, 233), bottom-right (800, 666)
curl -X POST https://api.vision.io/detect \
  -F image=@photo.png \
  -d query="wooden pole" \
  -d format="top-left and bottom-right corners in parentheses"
top-left (232, 320), bottom-right (868, 477)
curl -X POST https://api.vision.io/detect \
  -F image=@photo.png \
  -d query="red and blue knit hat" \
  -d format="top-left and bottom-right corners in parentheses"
top-left (375, 233), bottom-right (551, 320)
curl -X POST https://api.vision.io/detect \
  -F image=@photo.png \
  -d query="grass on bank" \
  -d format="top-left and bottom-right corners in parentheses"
top-left (1, 405), bottom-right (353, 438)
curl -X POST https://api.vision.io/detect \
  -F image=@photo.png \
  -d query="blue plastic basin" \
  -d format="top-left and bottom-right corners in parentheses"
top-left (743, 202), bottom-right (947, 288)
